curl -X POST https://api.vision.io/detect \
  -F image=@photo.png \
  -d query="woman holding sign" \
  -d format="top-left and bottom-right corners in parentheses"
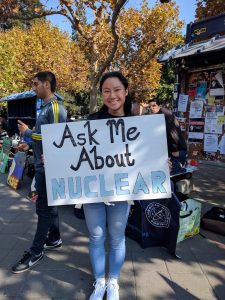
top-left (84, 71), bottom-right (132, 300)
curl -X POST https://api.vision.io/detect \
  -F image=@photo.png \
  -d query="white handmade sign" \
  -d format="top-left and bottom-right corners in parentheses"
top-left (41, 115), bottom-right (171, 206)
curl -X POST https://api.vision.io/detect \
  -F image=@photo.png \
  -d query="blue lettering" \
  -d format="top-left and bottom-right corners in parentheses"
top-left (115, 173), bottom-right (130, 195)
top-left (84, 176), bottom-right (98, 197)
top-left (68, 177), bottom-right (82, 199)
top-left (52, 178), bottom-right (65, 200)
top-left (151, 171), bottom-right (167, 193)
top-left (99, 174), bottom-right (114, 197)
top-left (132, 172), bottom-right (149, 194)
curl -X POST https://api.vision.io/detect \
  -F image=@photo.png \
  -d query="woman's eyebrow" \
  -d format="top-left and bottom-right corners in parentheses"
top-left (103, 86), bottom-right (122, 89)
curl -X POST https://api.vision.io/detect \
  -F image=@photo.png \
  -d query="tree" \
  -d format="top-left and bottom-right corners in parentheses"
top-left (195, 0), bottom-right (225, 20)
top-left (156, 60), bottom-right (176, 107)
top-left (3, 0), bottom-right (173, 112)
top-left (0, 21), bottom-right (88, 97)
top-left (114, 1), bottom-right (183, 103)
top-left (0, 0), bottom-right (44, 29)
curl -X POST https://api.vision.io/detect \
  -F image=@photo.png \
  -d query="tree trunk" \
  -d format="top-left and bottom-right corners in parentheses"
top-left (89, 84), bottom-right (98, 114)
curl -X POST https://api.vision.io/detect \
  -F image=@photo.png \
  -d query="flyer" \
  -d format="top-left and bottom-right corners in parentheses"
top-left (177, 117), bottom-right (186, 132)
top-left (218, 134), bottom-right (225, 154)
top-left (209, 71), bottom-right (224, 96)
top-left (204, 134), bottom-right (218, 153)
top-left (206, 93), bottom-right (215, 105)
top-left (196, 81), bottom-right (207, 98)
top-left (177, 94), bottom-right (188, 112)
top-left (188, 118), bottom-right (204, 143)
top-left (189, 100), bottom-right (203, 118)
top-left (204, 117), bottom-right (223, 134)
top-left (188, 83), bottom-right (197, 97)
top-left (217, 115), bottom-right (225, 125)
top-left (205, 105), bottom-right (224, 117)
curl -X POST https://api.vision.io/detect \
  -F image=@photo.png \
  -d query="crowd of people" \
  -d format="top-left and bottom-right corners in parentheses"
top-left (0, 70), bottom-right (187, 300)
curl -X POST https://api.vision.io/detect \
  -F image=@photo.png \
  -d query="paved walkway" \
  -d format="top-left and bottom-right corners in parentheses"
top-left (0, 161), bottom-right (225, 300)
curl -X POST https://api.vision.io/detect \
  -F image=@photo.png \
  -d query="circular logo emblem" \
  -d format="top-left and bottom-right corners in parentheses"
top-left (145, 202), bottom-right (171, 228)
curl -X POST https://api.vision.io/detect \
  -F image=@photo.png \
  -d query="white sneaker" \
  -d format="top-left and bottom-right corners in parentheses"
top-left (89, 279), bottom-right (106, 300)
top-left (107, 279), bottom-right (119, 300)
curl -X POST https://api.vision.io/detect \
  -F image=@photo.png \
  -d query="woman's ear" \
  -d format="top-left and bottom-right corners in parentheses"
top-left (125, 89), bottom-right (128, 96)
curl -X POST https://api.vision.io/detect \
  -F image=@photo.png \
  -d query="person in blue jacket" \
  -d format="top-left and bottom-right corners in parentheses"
top-left (11, 71), bottom-right (67, 274)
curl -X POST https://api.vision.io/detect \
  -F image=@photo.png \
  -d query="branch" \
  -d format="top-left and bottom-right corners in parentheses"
top-left (7, 6), bottom-right (89, 41)
top-left (7, 9), bottom-right (64, 21)
top-left (93, 0), bottom-right (128, 85)
top-left (60, 1), bottom-right (89, 40)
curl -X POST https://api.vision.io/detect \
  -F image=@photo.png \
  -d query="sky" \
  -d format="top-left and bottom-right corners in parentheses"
top-left (43, 0), bottom-right (197, 36)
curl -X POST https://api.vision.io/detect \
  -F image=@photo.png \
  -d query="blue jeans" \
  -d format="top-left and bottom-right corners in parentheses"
top-left (83, 201), bottom-right (130, 280)
top-left (30, 168), bottom-right (60, 255)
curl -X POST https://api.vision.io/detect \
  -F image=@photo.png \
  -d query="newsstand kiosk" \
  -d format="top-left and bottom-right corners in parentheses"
top-left (159, 13), bottom-right (225, 163)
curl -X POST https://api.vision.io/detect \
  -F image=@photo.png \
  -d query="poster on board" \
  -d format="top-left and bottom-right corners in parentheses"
top-left (210, 71), bottom-right (224, 96)
top-left (177, 94), bottom-right (188, 112)
top-left (42, 115), bottom-right (171, 206)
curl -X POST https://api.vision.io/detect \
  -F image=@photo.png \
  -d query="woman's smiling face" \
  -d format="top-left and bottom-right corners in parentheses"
top-left (101, 77), bottom-right (128, 116)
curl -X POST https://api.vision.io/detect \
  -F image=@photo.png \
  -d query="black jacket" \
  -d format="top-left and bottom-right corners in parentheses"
top-left (157, 107), bottom-right (187, 156)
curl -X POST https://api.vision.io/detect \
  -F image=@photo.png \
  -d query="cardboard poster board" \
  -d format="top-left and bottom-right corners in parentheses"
top-left (42, 115), bottom-right (171, 206)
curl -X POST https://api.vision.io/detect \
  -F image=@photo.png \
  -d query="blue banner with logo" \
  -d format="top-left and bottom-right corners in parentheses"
top-left (125, 194), bottom-right (181, 254)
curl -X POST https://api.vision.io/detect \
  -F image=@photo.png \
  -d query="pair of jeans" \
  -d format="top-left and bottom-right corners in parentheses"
top-left (30, 168), bottom-right (60, 255)
top-left (83, 201), bottom-right (130, 279)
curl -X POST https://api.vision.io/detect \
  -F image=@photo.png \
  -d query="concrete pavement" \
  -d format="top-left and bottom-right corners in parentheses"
top-left (0, 161), bottom-right (225, 300)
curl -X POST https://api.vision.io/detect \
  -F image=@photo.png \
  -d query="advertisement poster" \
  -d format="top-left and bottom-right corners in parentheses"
top-left (177, 94), bottom-right (188, 112)
top-left (206, 93), bottom-right (215, 105)
top-left (204, 134), bottom-right (218, 153)
top-left (177, 117), bottom-right (186, 132)
top-left (41, 115), bottom-right (171, 206)
top-left (215, 95), bottom-right (224, 105)
top-left (209, 71), bottom-right (224, 96)
top-left (218, 135), bottom-right (225, 154)
top-left (188, 83), bottom-right (197, 97)
top-left (204, 117), bottom-right (223, 134)
top-left (205, 105), bottom-right (224, 117)
top-left (196, 81), bottom-right (207, 98)
top-left (188, 118), bottom-right (204, 143)
top-left (217, 115), bottom-right (225, 125)
top-left (189, 100), bottom-right (203, 118)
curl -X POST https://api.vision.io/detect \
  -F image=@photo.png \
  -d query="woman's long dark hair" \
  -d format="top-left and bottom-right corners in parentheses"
top-left (99, 71), bottom-right (132, 116)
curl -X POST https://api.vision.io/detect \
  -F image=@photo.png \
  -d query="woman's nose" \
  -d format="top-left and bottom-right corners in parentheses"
top-left (109, 91), bottom-right (116, 98)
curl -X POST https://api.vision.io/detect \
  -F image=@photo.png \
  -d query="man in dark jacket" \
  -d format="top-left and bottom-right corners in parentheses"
top-left (11, 71), bottom-right (67, 274)
top-left (149, 98), bottom-right (187, 167)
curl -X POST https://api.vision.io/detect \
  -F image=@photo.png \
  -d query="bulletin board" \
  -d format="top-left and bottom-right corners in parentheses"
top-left (176, 67), bottom-right (225, 163)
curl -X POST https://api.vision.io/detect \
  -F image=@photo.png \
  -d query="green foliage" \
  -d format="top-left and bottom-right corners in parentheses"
top-left (156, 60), bottom-right (176, 107)
top-left (59, 90), bottom-right (89, 117)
